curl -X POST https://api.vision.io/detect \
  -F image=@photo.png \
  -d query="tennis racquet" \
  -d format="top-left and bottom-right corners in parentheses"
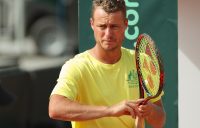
top-left (134, 33), bottom-right (164, 128)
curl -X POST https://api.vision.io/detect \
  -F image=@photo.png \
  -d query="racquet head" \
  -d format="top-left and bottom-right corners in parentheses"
top-left (135, 33), bottom-right (164, 102)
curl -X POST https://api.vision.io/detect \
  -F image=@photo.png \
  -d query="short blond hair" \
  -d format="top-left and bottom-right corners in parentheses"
top-left (91, 0), bottom-right (126, 19)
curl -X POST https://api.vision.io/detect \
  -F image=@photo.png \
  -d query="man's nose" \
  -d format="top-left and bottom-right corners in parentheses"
top-left (105, 28), bottom-right (113, 37)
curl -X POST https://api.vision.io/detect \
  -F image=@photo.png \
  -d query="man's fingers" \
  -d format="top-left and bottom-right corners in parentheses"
top-left (138, 104), bottom-right (152, 118)
top-left (125, 106), bottom-right (136, 118)
top-left (126, 101), bottom-right (142, 118)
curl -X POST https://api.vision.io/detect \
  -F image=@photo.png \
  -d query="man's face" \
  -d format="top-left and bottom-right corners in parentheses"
top-left (90, 7), bottom-right (128, 51)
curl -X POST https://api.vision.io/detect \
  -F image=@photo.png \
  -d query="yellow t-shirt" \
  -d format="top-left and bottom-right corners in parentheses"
top-left (51, 47), bottom-right (163, 128)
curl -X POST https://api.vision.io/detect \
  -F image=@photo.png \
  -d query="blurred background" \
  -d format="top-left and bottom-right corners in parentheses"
top-left (0, 0), bottom-right (200, 128)
top-left (178, 0), bottom-right (200, 127)
top-left (0, 0), bottom-right (78, 57)
top-left (0, 0), bottom-right (77, 127)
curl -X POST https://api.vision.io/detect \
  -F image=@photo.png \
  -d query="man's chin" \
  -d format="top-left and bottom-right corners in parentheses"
top-left (102, 45), bottom-right (118, 51)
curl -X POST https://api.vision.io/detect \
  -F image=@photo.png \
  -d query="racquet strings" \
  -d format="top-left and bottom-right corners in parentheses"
top-left (137, 35), bottom-right (160, 97)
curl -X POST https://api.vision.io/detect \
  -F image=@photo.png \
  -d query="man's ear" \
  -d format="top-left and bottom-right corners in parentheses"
top-left (90, 18), bottom-right (94, 30)
top-left (124, 18), bottom-right (128, 28)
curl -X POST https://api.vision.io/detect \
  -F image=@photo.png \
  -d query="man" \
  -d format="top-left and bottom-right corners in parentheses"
top-left (49, 0), bottom-right (166, 128)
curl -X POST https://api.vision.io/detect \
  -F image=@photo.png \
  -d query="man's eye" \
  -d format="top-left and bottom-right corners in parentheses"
top-left (111, 25), bottom-right (119, 29)
top-left (99, 25), bottom-right (106, 29)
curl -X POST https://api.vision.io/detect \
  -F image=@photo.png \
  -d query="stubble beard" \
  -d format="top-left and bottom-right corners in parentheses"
top-left (100, 41), bottom-right (119, 52)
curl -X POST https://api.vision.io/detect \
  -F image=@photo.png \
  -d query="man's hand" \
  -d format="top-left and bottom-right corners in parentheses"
top-left (138, 101), bottom-right (154, 118)
top-left (107, 99), bottom-right (146, 118)
top-left (137, 100), bottom-right (166, 128)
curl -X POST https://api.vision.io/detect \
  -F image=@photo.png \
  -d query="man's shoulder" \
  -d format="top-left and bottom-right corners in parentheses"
top-left (73, 51), bottom-right (89, 60)
top-left (64, 51), bottom-right (90, 68)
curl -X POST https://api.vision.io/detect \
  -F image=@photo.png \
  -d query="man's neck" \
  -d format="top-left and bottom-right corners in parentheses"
top-left (89, 46), bottom-right (121, 64)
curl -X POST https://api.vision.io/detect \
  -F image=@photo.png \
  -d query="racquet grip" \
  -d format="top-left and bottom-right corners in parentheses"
top-left (135, 116), bottom-right (145, 128)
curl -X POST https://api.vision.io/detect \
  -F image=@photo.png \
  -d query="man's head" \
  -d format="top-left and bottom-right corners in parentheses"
top-left (91, 0), bottom-right (126, 20)
top-left (90, 0), bottom-right (128, 52)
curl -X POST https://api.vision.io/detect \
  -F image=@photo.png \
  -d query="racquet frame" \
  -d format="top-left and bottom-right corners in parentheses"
top-left (135, 33), bottom-right (164, 104)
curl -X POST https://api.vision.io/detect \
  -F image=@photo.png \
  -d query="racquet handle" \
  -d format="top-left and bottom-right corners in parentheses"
top-left (135, 99), bottom-right (150, 128)
top-left (135, 116), bottom-right (145, 128)
top-left (139, 98), bottom-right (150, 105)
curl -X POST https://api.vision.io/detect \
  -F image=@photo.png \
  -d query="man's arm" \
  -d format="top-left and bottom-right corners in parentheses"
top-left (49, 94), bottom-right (143, 121)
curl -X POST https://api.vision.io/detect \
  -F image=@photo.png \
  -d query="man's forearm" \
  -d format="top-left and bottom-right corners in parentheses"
top-left (146, 102), bottom-right (166, 128)
top-left (62, 102), bottom-right (110, 121)
top-left (49, 95), bottom-right (111, 121)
